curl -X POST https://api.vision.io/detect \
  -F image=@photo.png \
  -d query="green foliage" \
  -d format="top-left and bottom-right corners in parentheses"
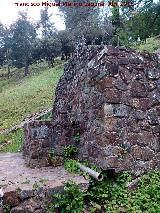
top-left (121, 2), bottom-right (160, 45)
top-left (40, 7), bottom-right (56, 38)
top-left (55, 0), bottom-right (102, 45)
top-left (34, 37), bottom-right (61, 68)
top-left (86, 171), bottom-right (131, 210)
top-left (110, 2), bottom-right (160, 47)
top-left (88, 170), bottom-right (160, 212)
top-left (0, 23), bottom-right (11, 73)
top-left (2, 204), bottom-right (10, 213)
top-left (131, 37), bottom-right (160, 53)
top-left (111, 0), bottom-right (120, 28)
top-left (53, 180), bottom-right (84, 213)
top-left (58, 30), bottom-right (74, 59)
top-left (36, 7), bottom-right (62, 68)
top-left (64, 159), bottom-right (80, 173)
top-left (48, 149), bottom-right (56, 160)
top-left (64, 159), bottom-right (91, 180)
top-left (63, 145), bottom-right (78, 159)
top-left (10, 11), bottom-right (37, 75)
top-left (52, 170), bottom-right (160, 212)
top-left (127, 170), bottom-right (160, 212)
top-left (32, 181), bottom-right (41, 191)
top-left (73, 132), bottom-right (80, 142)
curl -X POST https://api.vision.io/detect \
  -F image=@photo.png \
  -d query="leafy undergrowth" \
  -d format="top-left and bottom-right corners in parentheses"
top-left (48, 169), bottom-right (160, 213)
top-left (0, 62), bottom-right (64, 130)
top-left (131, 37), bottom-right (160, 53)
top-left (0, 129), bottom-right (23, 152)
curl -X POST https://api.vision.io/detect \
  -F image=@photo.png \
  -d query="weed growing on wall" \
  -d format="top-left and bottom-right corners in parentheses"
top-left (63, 145), bottom-right (78, 159)
top-left (73, 132), bottom-right (80, 143)
top-left (64, 159), bottom-right (80, 173)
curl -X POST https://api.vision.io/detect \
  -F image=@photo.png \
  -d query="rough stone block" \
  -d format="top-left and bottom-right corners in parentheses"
top-left (146, 68), bottom-right (160, 80)
top-left (3, 191), bottom-right (20, 207)
top-left (131, 80), bottom-right (148, 97)
top-left (105, 88), bottom-right (121, 103)
top-left (23, 121), bottom-right (52, 168)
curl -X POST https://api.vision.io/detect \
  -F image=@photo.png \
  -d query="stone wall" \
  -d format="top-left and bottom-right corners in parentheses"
top-left (23, 121), bottom-right (53, 168)
top-left (51, 45), bottom-right (160, 176)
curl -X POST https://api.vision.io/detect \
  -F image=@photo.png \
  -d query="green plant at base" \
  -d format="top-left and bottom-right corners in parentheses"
top-left (2, 204), bottom-right (10, 213)
top-left (64, 159), bottom-right (91, 180)
top-left (85, 172), bottom-right (130, 212)
top-left (48, 149), bottom-right (56, 160)
top-left (88, 170), bottom-right (160, 213)
top-left (126, 170), bottom-right (160, 212)
top-left (131, 37), bottom-right (160, 53)
top-left (73, 132), bottom-right (80, 142)
top-left (54, 180), bottom-right (84, 213)
top-left (63, 145), bottom-right (78, 159)
top-left (33, 181), bottom-right (41, 191)
top-left (64, 159), bottom-right (80, 173)
top-left (48, 169), bottom-right (160, 213)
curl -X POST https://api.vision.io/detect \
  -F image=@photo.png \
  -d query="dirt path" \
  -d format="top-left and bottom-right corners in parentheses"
top-left (0, 153), bottom-right (88, 192)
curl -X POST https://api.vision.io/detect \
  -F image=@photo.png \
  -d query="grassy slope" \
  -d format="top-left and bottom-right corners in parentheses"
top-left (0, 61), bottom-right (64, 152)
top-left (0, 129), bottom-right (24, 152)
top-left (0, 65), bottom-right (63, 130)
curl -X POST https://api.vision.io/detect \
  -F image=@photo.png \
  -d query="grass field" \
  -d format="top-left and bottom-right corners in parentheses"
top-left (0, 60), bottom-right (64, 152)
top-left (0, 63), bottom-right (63, 130)
top-left (0, 129), bottom-right (24, 152)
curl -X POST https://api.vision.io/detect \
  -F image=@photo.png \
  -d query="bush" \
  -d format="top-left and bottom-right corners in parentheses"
top-left (49, 170), bottom-right (160, 212)
top-left (54, 181), bottom-right (84, 213)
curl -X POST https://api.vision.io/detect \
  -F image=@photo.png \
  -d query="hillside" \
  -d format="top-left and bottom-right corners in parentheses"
top-left (0, 61), bottom-right (64, 152)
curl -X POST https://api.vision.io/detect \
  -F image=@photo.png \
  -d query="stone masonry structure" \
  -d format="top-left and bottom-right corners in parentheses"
top-left (23, 121), bottom-right (53, 168)
top-left (23, 45), bottom-right (160, 176)
top-left (51, 45), bottom-right (160, 175)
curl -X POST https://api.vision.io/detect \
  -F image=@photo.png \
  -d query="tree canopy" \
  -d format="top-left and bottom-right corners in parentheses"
top-left (0, 0), bottom-right (160, 76)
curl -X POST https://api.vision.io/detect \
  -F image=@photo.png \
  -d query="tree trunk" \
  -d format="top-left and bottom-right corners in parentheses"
top-left (61, 54), bottom-right (65, 60)
top-left (48, 59), bottom-right (51, 68)
top-left (24, 61), bottom-right (29, 76)
top-left (51, 57), bottom-right (54, 67)
top-left (7, 65), bottom-right (10, 78)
